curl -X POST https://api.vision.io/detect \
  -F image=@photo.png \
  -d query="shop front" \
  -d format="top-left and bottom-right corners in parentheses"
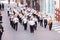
top-left (55, 0), bottom-right (60, 21)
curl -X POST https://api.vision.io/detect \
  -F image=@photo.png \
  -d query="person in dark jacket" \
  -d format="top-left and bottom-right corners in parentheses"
top-left (0, 24), bottom-right (4, 40)
top-left (1, 3), bottom-right (4, 10)
top-left (0, 12), bottom-right (2, 23)
top-left (0, 4), bottom-right (1, 10)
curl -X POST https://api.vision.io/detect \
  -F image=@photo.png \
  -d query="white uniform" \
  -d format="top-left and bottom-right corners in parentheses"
top-left (28, 19), bottom-right (35, 33)
top-left (13, 8), bottom-right (19, 15)
top-left (27, 8), bottom-right (31, 12)
top-left (33, 17), bottom-right (38, 30)
top-left (28, 20), bottom-right (35, 26)
top-left (23, 18), bottom-right (27, 24)
top-left (13, 17), bottom-right (19, 31)
top-left (7, 7), bottom-right (10, 11)
top-left (43, 15), bottom-right (47, 20)
top-left (13, 18), bottom-right (19, 23)
top-left (22, 10), bottom-right (25, 14)
top-left (9, 11), bottom-right (14, 15)
top-left (33, 17), bottom-right (38, 22)
top-left (47, 16), bottom-right (53, 24)
top-left (19, 14), bottom-right (23, 18)
top-left (10, 15), bottom-right (14, 21)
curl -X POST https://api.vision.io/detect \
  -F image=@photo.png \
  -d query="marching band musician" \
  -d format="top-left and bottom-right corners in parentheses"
top-left (0, 24), bottom-right (4, 40)
top-left (32, 15), bottom-right (38, 30)
top-left (8, 8), bottom-right (14, 16)
top-left (13, 10), bottom-right (16, 15)
top-left (31, 9), bottom-right (35, 16)
top-left (7, 6), bottom-right (10, 16)
top-left (28, 16), bottom-right (35, 33)
top-left (22, 15), bottom-right (28, 30)
top-left (24, 3), bottom-right (28, 9)
top-left (43, 14), bottom-right (48, 28)
top-left (9, 11), bottom-right (14, 16)
top-left (48, 16), bottom-right (53, 31)
top-left (19, 13), bottom-right (23, 24)
top-left (0, 12), bottom-right (2, 23)
top-left (36, 11), bottom-right (40, 23)
top-left (1, 3), bottom-right (4, 10)
top-left (9, 14), bottom-right (14, 28)
top-left (39, 14), bottom-right (43, 27)
top-left (13, 15), bottom-right (19, 31)
top-left (0, 4), bottom-right (1, 10)
top-left (27, 13), bottom-right (31, 20)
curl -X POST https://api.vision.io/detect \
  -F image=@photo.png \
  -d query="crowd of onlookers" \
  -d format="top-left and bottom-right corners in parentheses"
top-left (0, 3), bottom-right (4, 40)
top-left (0, 3), bottom-right (4, 11)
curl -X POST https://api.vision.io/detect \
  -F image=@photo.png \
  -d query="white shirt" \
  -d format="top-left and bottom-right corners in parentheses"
top-left (13, 9), bottom-right (19, 15)
top-left (23, 18), bottom-right (27, 24)
top-left (34, 10), bottom-right (37, 14)
top-left (23, 7), bottom-right (26, 10)
top-left (44, 17), bottom-right (47, 20)
top-left (28, 20), bottom-right (35, 25)
top-left (19, 14), bottom-right (23, 18)
top-left (47, 17), bottom-right (52, 22)
top-left (31, 9), bottom-right (34, 13)
top-left (10, 16), bottom-right (14, 21)
top-left (40, 15), bottom-right (43, 20)
top-left (43, 14), bottom-right (47, 20)
top-left (22, 16), bottom-right (25, 20)
top-left (33, 18), bottom-right (37, 22)
top-left (43, 13), bottom-right (46, 17)
top-left (27, 8), bottom-right (31, 11)
top-left (22, 10), bottom-right (25, 14)
top-left (13, 18), bottom-right (19, 23)
top-left (7, 7), bottom-right (10, 11)
top-left (9, 12), bottom-right (12, 14)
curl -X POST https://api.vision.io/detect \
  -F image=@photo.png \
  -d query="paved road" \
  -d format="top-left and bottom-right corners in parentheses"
top-left (1, 3), bottom-right (60, 40)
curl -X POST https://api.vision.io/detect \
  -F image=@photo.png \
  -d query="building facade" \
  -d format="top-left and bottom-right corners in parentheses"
top-left (55, 0), bottom-right (60, 21)
top-left (1, 0), bottom-right (60, 21)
